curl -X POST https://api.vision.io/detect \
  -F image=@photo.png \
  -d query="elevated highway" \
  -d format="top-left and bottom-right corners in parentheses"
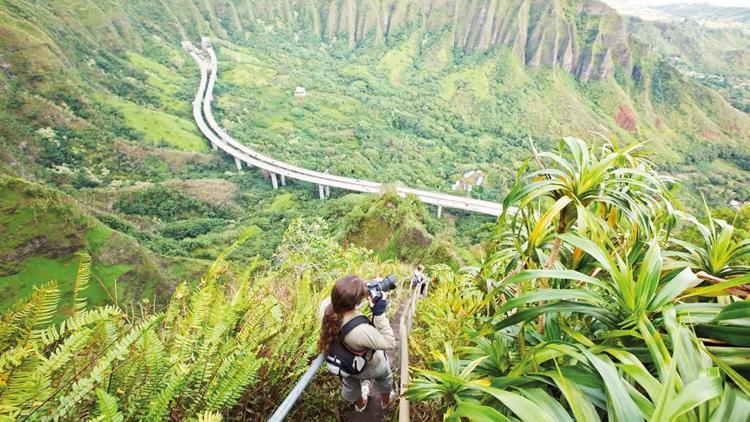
top-left (184, 37), bottom-right (506, 217)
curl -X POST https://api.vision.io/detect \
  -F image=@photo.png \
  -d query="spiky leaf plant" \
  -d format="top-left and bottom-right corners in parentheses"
top-left (408, 137), bottom-right (750, 421)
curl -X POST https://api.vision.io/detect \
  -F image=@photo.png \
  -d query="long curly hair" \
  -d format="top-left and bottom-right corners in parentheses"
top-left (318, 275), bottom-right (368, 353)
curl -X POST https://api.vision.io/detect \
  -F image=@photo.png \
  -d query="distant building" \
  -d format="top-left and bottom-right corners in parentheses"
top-left (452, 170), bottom-right (485, 192)
top-left (294, 86), bottom-right (307, 97)
top-left (730, 199), bottom-right (742, 210)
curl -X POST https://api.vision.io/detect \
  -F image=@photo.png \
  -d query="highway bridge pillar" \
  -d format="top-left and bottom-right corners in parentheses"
top-left (325, 185), bottom-right (330, 197)
top-left (319, 185), bottom-right (325, 199)
top-left (271, 173), bottom-right (279, 189)
top-left (280, 174), bottom-right (286, 186)
top-left (234, 157), bottom-right (242, 171)
top-left (437, 206), bottom-right (443, 218)
top-left (211, 142), bottom-right (218, 151)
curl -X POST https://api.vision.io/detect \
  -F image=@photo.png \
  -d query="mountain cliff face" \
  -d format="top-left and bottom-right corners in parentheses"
top-left (230, 0), bottom-right (633, 82)
top-left (0, 0), bottom-right (633, 86)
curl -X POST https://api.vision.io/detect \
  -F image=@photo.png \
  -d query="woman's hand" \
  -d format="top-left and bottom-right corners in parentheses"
top-left (369, 295), bottom-right (388, 316)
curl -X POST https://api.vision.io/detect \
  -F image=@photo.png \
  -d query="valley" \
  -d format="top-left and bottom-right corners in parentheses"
top-left (0, 0), bottom-right (749, 420)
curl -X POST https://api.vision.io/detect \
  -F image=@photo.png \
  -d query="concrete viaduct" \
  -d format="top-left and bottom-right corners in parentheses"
top-left (183, 37), bottom-right (504, 217)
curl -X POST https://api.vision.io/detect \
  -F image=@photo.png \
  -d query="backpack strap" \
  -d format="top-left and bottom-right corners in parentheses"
top-left (338, 315), bottom-right (371, 341)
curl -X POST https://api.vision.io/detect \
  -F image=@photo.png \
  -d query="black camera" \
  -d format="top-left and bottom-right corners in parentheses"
top-left (367, 274), bottom-right (397, 302)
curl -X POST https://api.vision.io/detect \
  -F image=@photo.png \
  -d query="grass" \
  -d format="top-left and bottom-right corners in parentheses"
top-left (378, 33), bottom-right (419, 86)
top-left (0, 256), bottom-right (130, 320)
top-left (223, 62), bottom-right (276, 87)
top-left (0, 176), bottom-right (212, 315)
top-left (440, 66), bottom-right (492, 101)
top-left (99, 95), bottom-right (207, 152)
top-left (127, 52), bottom-right (188, 114)
top-left (0, 178), bottom-right (87, 259)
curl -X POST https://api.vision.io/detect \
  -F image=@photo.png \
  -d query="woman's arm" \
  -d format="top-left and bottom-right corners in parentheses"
top-left (345, 314), bottom-right (396, 351)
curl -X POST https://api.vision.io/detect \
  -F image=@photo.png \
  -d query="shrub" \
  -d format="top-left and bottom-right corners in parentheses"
top-left (162, 218), bottom-right (226, 240)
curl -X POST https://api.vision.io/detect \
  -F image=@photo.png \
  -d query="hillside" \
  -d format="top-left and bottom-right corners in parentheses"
top-left (1, 0), bottom-right (748, 198)
top-left (0, 175), bottom-right (207, 312)
top-left (656, 2), bottom-right (750, 26)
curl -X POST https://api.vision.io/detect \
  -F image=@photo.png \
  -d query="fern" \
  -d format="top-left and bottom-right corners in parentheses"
top-left (37, 306), bottom-right (120, 347)
top-left (92, 388), bottom-right (123, 422)
top-left (0, 355), bottom-right (41, 416)
top-left (51, 314), bottom-right (162, 420)
top-left (0, 222), bottom-right (368, 419)
top-left (145, 362), bottom-right (190, 420)
top-left (72, 252), bottom-right (92, 316)
top-left (7, 282), bottom-right (60, 347)
top-left (191, 410), bottom-right (222, 422)
top-left (204, 348), bottom-right (263, 411)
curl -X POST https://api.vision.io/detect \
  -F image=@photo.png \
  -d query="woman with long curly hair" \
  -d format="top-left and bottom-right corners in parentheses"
top-left (318, 275), bottom-right (396, 413)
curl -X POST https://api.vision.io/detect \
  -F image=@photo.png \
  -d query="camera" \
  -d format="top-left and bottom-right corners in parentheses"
top-left (367, 274), bottom-right (397, 302)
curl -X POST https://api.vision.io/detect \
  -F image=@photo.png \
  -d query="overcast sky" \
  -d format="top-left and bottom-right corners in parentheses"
top-left (627, 0), bottom-right (750, 6)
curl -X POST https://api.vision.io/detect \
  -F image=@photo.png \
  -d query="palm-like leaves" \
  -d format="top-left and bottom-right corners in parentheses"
top-left (501, 137), bottom-right (675, 245)
top-left (671, 209), bottom-right (750, 277)
top-left (409, 137), bottom-right (750, 421)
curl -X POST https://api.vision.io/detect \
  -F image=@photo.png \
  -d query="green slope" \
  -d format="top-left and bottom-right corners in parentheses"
top-left (0, 176), bottom-right (207, 314)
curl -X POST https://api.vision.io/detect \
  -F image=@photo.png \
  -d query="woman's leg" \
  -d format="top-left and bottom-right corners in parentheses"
top-left (370, 358), bottom-right (395, 406)
top-left (341, 376), bottom-right (363, 402)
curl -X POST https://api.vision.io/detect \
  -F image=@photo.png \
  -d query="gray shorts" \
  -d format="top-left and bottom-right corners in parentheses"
top-left (341, 355), bottom-right (393, 402)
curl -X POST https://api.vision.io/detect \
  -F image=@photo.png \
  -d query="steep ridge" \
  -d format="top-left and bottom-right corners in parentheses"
top-left (223, 0), bottom-right (633, 81)
top-left (0, 0), bottom-right (655, 84)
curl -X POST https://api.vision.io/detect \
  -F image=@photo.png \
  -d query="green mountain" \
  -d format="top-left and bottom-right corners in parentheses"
top-left (0, 175), bottom-right (206, 311)
top-left (1, 0), bottom-right (749, 306)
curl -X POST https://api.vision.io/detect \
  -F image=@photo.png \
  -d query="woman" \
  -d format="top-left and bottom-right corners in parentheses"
top-left (318, 275), bottom-right (397, 412)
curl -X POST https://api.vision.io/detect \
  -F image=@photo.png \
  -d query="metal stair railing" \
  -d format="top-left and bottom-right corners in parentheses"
top-left (267, 353), bottom-right (325, 422)
top-left (398, 280), bottom-right (429, 422)
top-left (268, 281), bottom-right (429, 421)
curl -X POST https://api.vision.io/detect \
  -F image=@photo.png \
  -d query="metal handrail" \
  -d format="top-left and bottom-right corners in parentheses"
top-left (399, 280), bottom-right (429, 422)
top-left (268, 353), bottom-right (325, 422)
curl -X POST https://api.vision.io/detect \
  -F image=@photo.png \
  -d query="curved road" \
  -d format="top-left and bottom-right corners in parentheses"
top-left (184, 37), bottom-right (505, 217)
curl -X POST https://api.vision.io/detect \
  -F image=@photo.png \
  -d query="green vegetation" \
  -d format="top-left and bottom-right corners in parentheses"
top-left (3, 138), bottom-right (748, 420)
top-left (407, 138), bottom-right (750, 420)
top-left (99, 95), bottom-right (206, 152)
top-left (114, 186), bottom-right (235, 221)
top-left (0, 0), bottom-right (749, 418)
top-left (0, 176), bottom-right (207, 310)
top-left (0, 220), bottom-right (409, 420)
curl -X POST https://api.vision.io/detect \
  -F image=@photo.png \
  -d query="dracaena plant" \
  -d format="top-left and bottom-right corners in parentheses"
top-left (408, 137), bottom-right (750, 421)
top-left (669, 205), bottom-right (750, 278)
top-left (498, 137), bottom-right (676, 270)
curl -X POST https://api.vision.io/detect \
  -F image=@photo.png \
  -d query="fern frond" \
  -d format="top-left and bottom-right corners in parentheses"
top-left (204, 348), bottom-right (263, 411)
top-left (203, 227), bottom-right (257, 284)
top-left (0, 351), bottom-right (42, 416)
top-left (191, 410), bottom-right (223, 422)
top-left (38, 306), bottom-right (121, 347)
top-left (92, 388), bottom-right (123, 422)
top-left (72, 252), bottom-right (92, 316)
top-left (51, 314), bottom-right (162, 420)
top-left (145, 362), bottom-right (190, 420)
top-left (14, 282), bottom-right (60, 345)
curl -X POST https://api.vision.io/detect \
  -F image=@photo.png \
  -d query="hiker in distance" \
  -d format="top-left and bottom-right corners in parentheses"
top-left (411, 264), bottom-right (429, 296)
top-left (318, 274), bottom-right (398, 413)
